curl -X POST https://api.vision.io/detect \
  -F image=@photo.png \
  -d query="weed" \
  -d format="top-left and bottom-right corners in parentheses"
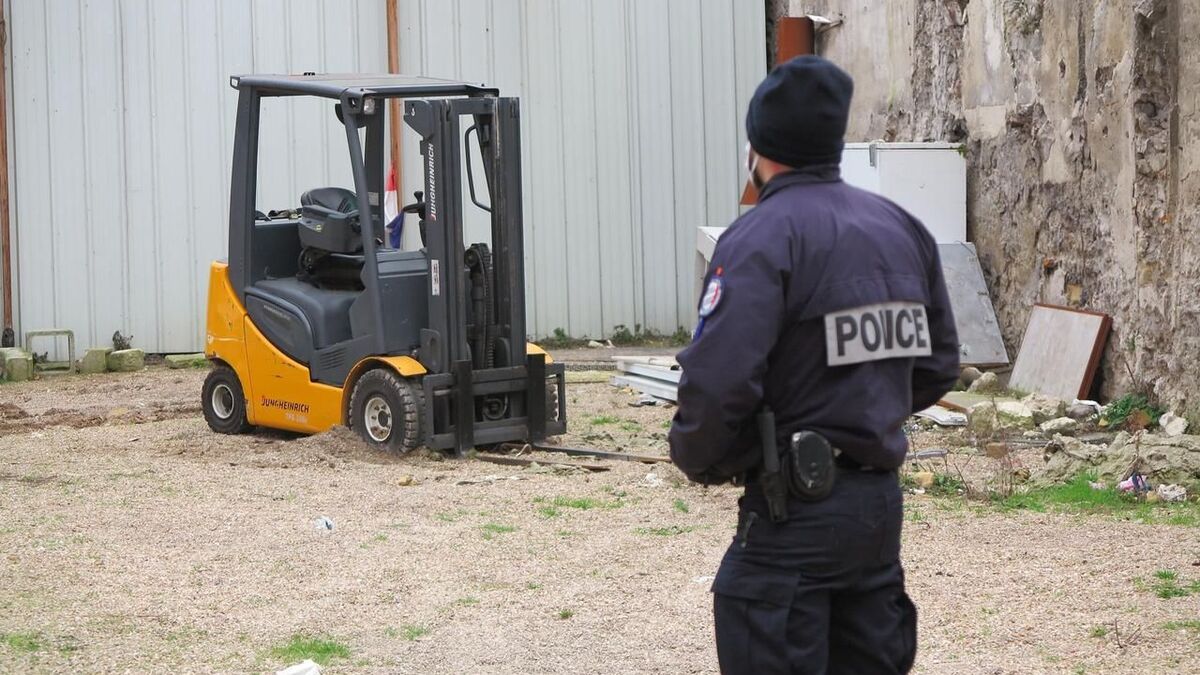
top-left (537, 506), bottom-right (561, 518)
top-left (1163, 620), bottom-right (1200, 631)
top-left (636, 525), bottom-right (695, 536)
top-left (589, 415), bottom-right (619, 426)
top-left (538, 328), bottom-right (588, 349)
top-left (929, 473), bottom-right (966, 497)
top-left (558, 609), bottom-right (575, 620)
top-left (526, 582), bottom-right (543, 590)
top-left (374, 533), bottom-right (388, 542)
top-left (600, 485), bottom-right (629, 498)
top-left (1090, 625), bottom-right (1109, 638)
top-left (661, 419), bottom-right (672, 429)
top-left (618, 421), bottom-right (642, 432)
top-left (673, 498), bottom-right (690, 513)
top-left (270, 634), bottom-right (351, 666)
top-left (554, 529), bottom-right (576, 537)
top-left (1103, 394), bottom-right (1164, 430)
top-left (1, 631), bottom-right (43, 653)
top-left (455, 597), bottom-right (480, 607)
top-left (1155, 570), bottom-right (1178, 581)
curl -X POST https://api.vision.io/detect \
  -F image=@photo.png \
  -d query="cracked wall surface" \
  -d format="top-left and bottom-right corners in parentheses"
top-left (778, 0), bottom-right (1197, 414)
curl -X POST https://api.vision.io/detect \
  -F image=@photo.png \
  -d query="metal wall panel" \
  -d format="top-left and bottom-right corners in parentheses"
top-left (6, 0), bottom-right (762, 353)
top-left (7, 0), bottom-right (387, 354)
top-left (398, 0), bottom-right (765, 338)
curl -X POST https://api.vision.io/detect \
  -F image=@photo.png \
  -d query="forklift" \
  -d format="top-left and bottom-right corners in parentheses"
top-left (202, 74), bottom-right (566, 454)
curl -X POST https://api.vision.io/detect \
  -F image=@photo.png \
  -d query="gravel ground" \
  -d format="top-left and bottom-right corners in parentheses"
top-left (2, 367), bottom-right (1199, 673)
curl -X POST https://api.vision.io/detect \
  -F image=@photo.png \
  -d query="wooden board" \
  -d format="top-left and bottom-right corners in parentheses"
top-left (1009, 304), bottom-right (1111, 401)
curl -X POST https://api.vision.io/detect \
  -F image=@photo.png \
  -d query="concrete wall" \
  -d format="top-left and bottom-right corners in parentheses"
top-left (781, 0), bottom-right (1198, 415)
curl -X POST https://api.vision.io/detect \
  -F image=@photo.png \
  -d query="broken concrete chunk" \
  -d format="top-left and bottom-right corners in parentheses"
top-left (996, 401), bottom-right (1036, 430)
top-left (80, 348), bottom-right (113, 374)
top-left (1158, 412), bottom-right (1189, 437)
top-left (1039, 416), bottom-right (1079, 436)
top-left (1023, 394), bottom-right (1067, 425)
top-left (3, 355), bottom-right (33, 382)
top-left (968, 371), bottom-right (1001, 393)
top-left (165, 353), bottom-right (208, 369)
top-left (106, 349), bottom-right (145, 372)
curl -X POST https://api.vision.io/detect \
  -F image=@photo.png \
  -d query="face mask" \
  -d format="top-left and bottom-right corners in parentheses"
top-left (745, 143), bottom-right (764, 191)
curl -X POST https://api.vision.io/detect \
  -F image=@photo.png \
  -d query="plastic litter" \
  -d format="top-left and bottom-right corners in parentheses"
top-left (277, 659), bottom-right (322, 675)
top-left (1117, 473), bottom-right (1149, 494)
top-left (314, 516), bottom-right (335, 531)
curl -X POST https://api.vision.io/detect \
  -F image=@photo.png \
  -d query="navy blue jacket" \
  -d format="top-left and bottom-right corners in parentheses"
top-left (669, 167), bottom-right (960, 482)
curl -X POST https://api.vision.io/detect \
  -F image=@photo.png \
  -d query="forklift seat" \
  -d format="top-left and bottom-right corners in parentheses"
top-left (301, 187), bottom-right (357, 214)
top-left (248, 277), bottom-right (358, 348)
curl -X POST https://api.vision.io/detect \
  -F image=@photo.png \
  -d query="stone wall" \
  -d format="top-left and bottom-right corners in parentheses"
top-left (774, 1), bottom-right (1197, 416)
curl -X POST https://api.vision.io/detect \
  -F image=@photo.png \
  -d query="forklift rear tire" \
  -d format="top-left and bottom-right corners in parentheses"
top-left (349, 369), bottom-right (421, 453)
top-left (202, 365), bottom-right (253, 434)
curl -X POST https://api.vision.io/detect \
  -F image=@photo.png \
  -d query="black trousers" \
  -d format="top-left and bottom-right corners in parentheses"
top-left (712, 468), bottom-right (916, 675)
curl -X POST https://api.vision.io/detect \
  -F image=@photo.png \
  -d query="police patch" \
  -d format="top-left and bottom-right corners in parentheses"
top-left (699, 277), bottom-right (724, 318)
top-left (824, 301), bottom-right (932, 366)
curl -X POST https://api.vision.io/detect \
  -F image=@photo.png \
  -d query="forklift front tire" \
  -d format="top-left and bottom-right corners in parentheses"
top-left (348, 369), bottom-right (421, 454)
top-left (202, 365), bottom-right (253, 434)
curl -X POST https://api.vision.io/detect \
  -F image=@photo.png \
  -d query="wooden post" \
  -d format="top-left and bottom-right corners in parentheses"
top-left (386, 0), bottom-right (402, 188)
top-left (740, 15), bottom-right (816, 205)
top-left (0, 6), bottom-right (12, 331)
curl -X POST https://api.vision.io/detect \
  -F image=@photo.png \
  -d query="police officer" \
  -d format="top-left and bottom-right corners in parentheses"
top-left (669, 56), bottom-right (960, 674)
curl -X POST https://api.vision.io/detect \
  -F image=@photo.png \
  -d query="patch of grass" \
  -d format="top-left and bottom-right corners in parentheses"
top-left (554, 529), bottom-right (576, 537)
top-left (673, 498), bottom-right (690, 513)
top-left (373, 533), bottom-right (388, 542)
top-left (455, 597), bottom-right (480, 607)
top-left (618, 420), bottom-right (642, 432)
top-left (481, 523), bottom-right (516, 540)
top-left (600, 486), bottom-right (628, 498)
top-left (398, 625), bottom-right (429, 641)
top-left (588, 415), bottom-right (619, 426)
top-left (535, 495), bottom-right (622, 511)
top-left (1090, 625), bottom-right (1109, 638)
top-left (557, 609), bottom-right (575, 620)
top-left (526, 582), bottom-right (543, 590)
top-left (1155, 570), bottom-right (1178, 581)
top-left (1, 631), bottom-right (43, 653)
top-left (996, 473), bottom-right (1200, 526)
top-left (270, 634), bottom-right (351, 666)
top-left (537, 506), bottom-right (561, 518)
top-left (635, 525), bottom-right (695, 536)
top-left (1163, 620), bottom-right (1200, 631)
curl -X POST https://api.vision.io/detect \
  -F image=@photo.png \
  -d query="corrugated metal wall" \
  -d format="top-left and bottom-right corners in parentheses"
top-left (5, 0), bottom-right (763, 353)
top-left (397, 0), bottom-right (765, 338)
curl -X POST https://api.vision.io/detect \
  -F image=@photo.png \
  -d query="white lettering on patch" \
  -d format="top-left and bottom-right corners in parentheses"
top-left (824, 301), bottom-right (932, 366)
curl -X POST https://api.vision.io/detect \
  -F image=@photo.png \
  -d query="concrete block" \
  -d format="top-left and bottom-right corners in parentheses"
top-left (81, 348), bottom-right (113, 374)
top-left (4, 355), bottom-right (33, 382)
top-left (106, 349), bottom-right (145, 372)
top-left (165, 353), bottom-right (208, 369)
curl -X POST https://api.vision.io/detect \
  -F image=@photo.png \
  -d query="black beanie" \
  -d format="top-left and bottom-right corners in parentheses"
top-left (746, 55), bottom-right (854, 168)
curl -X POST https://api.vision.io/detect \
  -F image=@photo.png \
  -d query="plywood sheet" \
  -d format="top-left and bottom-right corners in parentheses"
top-left (1009, 304), bottom-right (1111, 401)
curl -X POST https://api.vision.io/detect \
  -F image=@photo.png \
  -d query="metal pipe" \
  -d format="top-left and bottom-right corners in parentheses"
top-left (0, 7), bottom-right (13, 331)
top-left (386, 0), bottom-right (403, 197)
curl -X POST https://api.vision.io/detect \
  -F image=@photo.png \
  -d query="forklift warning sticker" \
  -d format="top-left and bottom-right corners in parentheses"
top-left (824, 301), bottom-right (932, 366)
top-left (431, 260), bottom-right (441, 296)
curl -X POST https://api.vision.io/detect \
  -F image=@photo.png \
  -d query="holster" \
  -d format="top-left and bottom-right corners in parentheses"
top-left (783, 431), bottom-right (836, 502)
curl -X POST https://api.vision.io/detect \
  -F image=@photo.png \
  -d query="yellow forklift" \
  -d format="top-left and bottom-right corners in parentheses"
top-left (202, 74), bottom-right (565, 454)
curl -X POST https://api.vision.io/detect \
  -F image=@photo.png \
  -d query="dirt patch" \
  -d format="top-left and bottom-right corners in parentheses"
top-left (2, 370), bottom-right (1200, 672)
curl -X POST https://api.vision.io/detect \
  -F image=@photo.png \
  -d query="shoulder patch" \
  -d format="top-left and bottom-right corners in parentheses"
top-left (699, 277), bottom-right (724, 318)
top-left (824, 301), bottom-right (933, 366)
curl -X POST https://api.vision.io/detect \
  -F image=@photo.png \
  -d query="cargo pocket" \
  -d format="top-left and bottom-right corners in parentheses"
top-left (711, 560), bottom-right (799, 674)
top-left (893, 591), bottom-right (918, 673)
